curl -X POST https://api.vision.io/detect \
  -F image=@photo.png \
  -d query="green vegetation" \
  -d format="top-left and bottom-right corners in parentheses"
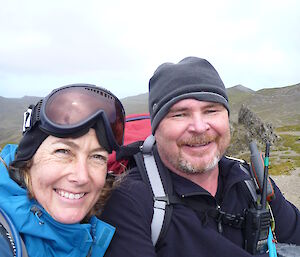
top-left (276, 146), bottom-right (289, 151)
top-left (279, 134), bottom-right (300, 153)
top-left (269, 160), bottom-right (293, 175)
top-left (266, 125), bottom-right (300, 175)
top-left (231, 125), bottom-right (300, 176)
top-left (276, 124), bottom-right (300, 132)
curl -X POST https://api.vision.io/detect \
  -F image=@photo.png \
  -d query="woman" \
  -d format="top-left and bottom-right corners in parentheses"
top-left (0, 83), bottom-right (125, 257)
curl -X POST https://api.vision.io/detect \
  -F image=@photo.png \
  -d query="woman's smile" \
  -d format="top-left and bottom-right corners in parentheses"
top-left (55, 189), bottom-right (86, 200)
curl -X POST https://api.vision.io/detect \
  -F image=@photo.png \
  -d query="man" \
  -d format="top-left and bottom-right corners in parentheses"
top-left (101, 57), bottom-right (300, 256)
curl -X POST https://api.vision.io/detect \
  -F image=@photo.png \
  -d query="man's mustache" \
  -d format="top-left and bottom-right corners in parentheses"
top-left (177, 134), bottom-right (217, 146)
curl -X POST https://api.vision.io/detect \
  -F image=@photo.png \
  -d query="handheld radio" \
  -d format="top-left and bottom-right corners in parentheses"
top-left (244, 142), bottom-right (272, 254)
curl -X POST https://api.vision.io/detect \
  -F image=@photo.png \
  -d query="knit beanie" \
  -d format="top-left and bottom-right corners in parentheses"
top-left (149, 57), bottom-right (229, 133)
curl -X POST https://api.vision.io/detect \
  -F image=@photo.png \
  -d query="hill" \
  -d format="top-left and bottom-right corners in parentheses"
top-left (121, 93), bottom-right (149, 114)
top-left (0, 83), bottom-right (300, 147)
top-left (227, 83), bottom-right (300, 126)
top-left (0, 96), bottom-right (41, 146)
top-left (122, 83), bottom-right (300, 127)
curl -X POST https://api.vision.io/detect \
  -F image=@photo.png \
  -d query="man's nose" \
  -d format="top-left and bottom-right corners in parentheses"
top-left (187, 115), bottom-right (210, 133)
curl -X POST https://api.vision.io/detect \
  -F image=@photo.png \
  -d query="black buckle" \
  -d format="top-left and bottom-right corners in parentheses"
top-left (153, 195), bottom-right (170, 205)
top-left (215, 207), bottom-right (245, 230)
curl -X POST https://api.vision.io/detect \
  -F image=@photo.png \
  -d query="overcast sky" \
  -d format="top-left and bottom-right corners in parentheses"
top-left (0, 0), bottom-right (299, 99)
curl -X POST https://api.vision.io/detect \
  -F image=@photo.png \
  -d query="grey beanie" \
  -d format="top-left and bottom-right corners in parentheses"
top-left (149, 56), bottom-right (229, 133)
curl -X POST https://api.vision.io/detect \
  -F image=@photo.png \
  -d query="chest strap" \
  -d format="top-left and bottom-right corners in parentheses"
top-left (0, 208), bottom-right (28, 257)
top-left (168, 195), bottom-right (246, 232)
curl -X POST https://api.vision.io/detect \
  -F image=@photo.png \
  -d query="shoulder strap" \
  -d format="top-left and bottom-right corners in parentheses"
top-left (239, 163), bottom-right (259, 203)
top-left (142, 135), bottom-right (167, 246)
top-left (134, 135), bottom-right (173, 247)
top-left (0, 208), bottom-right (28, 257)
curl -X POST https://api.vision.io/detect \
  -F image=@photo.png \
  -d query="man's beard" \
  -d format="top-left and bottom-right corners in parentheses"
top-left (171, 134), bottom-right (225, 175)
top-left (177, 153), bottom-right (220, 174)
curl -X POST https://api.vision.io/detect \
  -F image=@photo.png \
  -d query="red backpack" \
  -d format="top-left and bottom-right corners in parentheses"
top-left (107, 113), bottom-right (151, 174)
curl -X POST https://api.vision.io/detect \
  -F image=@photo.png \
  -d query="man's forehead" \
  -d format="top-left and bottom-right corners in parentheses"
top-left (169, 99), bottom-right (222, 111)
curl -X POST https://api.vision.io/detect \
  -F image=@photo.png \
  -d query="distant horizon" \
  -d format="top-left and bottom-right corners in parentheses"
top-left (1, 82), bottom-right (299, 99)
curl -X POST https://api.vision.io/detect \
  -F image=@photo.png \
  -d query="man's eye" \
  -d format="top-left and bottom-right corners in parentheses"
top-left (205, 109), bottom-right (218, 114)
top-left (171, 113), bottom-right (185, 118)
top-left (54, 149), bottom-right (70, 154)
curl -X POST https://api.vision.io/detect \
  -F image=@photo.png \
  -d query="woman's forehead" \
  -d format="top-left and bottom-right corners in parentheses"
top-left (36, 129), bottom-right (105, 152)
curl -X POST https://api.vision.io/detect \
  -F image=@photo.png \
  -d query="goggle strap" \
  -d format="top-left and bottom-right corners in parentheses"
top-left (32, 100), bottom-right (43, 124)
top-left (22, 106), bottom-right (33, 134)
top-left (22, 100), bottom-right (43, 134)
top-left (95, 119), bottom-right (112, 153)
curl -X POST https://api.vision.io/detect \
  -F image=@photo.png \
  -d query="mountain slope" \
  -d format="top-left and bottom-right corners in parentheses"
top-left (228, 83), bottom-right (300, 126)
top-left (122, 83), bottom-right (300, 127)
top-left (0, 96), bottom-right (41, 145)
top-left (121, 93), bottom-right (148, 114)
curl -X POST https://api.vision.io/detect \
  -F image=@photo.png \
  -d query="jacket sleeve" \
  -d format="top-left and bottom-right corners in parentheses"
top-left (100, 170), bottom-right (157, 257)
top-left (270, 179), bottom-right (300, 245)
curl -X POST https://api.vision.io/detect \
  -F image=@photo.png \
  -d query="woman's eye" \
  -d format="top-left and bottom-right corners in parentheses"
top-left (91, 154), bottom-right (107, 163)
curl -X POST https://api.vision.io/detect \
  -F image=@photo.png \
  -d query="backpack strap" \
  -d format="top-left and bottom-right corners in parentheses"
top-left (134, 135), bottom-right (173, 247)
top-left (142, 135), bottom-right (167, 245)
top-left (0, 208), bottom-right (28, 257)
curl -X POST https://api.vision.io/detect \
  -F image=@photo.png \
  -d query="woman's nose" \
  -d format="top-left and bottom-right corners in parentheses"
top-left (68, 158), bottom-right (90, 185)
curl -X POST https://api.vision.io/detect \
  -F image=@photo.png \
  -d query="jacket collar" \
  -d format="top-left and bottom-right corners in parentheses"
top-left (167, 156), bottom-right (251, 199)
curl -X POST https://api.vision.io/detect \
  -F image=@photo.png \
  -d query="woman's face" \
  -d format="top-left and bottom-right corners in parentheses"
top-left (29, 128), bottom-right (108, 224)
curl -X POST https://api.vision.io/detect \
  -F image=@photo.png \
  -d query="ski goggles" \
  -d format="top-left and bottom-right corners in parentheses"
top-left (23, 84), bottom-right (125, 152)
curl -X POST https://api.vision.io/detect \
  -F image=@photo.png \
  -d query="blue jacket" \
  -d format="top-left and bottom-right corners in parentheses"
top-left (0, 144), bottom-right (115, 257)
top-left (101, 148), bottom-right (300, 257)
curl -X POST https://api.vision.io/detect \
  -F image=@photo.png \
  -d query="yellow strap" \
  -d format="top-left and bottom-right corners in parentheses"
top-left (267, 202), bottom-right (276, 232)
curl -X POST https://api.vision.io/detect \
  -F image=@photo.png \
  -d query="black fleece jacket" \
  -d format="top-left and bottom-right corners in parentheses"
top-left (101, 154), bottom-right (300, 257)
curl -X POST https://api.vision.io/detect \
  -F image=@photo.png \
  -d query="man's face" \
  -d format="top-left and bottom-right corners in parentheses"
top-left (155, 99), bottom-right (230, 175)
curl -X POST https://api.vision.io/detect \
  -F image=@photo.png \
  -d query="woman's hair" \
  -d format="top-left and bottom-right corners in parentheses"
top-left (9, 159), bottom-right (34, 197)
top-left (89, 173), bottom-right (118, 216)
top-left (9, 159), bottom-right (119, 222)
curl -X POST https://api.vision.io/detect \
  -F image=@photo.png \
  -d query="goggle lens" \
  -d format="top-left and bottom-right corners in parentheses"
top-left (43, 85), bottom-right (125, 146)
